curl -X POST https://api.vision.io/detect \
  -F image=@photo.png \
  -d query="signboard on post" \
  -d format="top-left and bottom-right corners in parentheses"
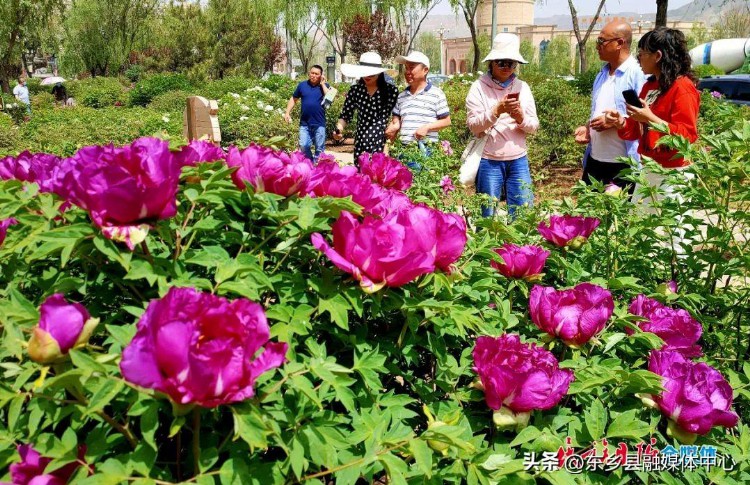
top-left (326, 55), bottom-right (336, 83)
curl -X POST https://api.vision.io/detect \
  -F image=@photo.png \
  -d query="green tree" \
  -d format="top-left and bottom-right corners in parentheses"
top-left (62, 0), bottom-right (158, 77)
top-left (449, 0), bottom-right (482, 72)
top-left (414, 32), bottom-right (441, 73)
top-left (540, 36), bottom-right (572, 77)
top-left (466, 32), bottom-right (491, 72)
top-left (0, 0), bottom-right (63, 93)
top-left (566, 0), bottom-right (606, 73)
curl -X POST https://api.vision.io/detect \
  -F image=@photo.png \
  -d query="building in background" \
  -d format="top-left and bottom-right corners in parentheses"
top-left (441, 0), bottom-right (700, 75)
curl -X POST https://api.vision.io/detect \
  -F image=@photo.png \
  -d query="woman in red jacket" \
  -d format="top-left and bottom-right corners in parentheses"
top-left (605, 27), bottom-right (700, 169)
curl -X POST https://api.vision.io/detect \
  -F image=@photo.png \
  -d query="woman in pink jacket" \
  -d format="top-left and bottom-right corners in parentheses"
top-left (466, 33), bottom-right (539, 218)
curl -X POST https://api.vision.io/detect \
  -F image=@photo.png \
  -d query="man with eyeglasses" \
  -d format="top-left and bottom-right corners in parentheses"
top-left (574, 20), bottom-right (646, 194)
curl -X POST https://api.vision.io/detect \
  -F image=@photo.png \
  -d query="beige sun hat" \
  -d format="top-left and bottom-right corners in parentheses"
top-left (483, 33), bottom-right (528, 64)
top-left (340, 52), bottom-right (388, 78)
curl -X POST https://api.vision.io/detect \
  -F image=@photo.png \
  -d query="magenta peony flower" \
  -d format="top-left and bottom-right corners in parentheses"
top-left (311, 210), bottom-right (438, 292)
top-left (433, 210), bottom-right (467, 272)
top-left (710, 91), bottom-right (722, 99)
top-left (27, 294), bottom-right (99, 364)
top-left (628, 295), bottom-right (702, 357)
top-left (473, 334), bottom-right (574, 413)
top-left (120, 287), bottom-right (288, 407)
top-left (356, 185), bottom-right (414, 218)
top-left (440, 175), bottom-right (455, 195)
top-left (529, 283), bottom-right (614, 346)
top-left (0, 151), bottom-right (71, 196)
top-left (9, 444), bottom-right (88, 485)
top-left (0, 217), bottom-right (18, 247)
top-left (537, 215), bottom-right (600, 248)
top-left (492, 243), bottom-right (550, 282)
top-left (175, 140), bottom-right (226, 167)
top-left (649, 349), bottom-right (738, 438)
top-left (358, 152), bottom-right (413, 191)
top-left (440, 140), bottom-right (454, 156)
top-left (303, 160), bottom-right (360, 198)
top-left (226, 144), bottom-right (312, 196)
top-left (61, 138), bottom-right (183, 248)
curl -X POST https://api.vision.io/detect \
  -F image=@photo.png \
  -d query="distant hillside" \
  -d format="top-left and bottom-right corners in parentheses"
top-left (436, 0), bottom-right (747, 39)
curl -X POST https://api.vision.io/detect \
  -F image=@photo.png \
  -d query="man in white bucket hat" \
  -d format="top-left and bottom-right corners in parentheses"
top-left (385, 51), bottom-right (451, 161)
top-left (466, 33), bottom-right (539, 219)
top-left (335, 52), bottom-right (399, 161)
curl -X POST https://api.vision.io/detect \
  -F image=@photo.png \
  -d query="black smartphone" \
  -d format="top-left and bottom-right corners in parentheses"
top-left (622, 89), bottom-right (643, 108)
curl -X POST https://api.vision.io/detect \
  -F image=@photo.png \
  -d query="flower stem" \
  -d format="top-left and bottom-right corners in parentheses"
top-left (192, 408), bottom-right (201, 477)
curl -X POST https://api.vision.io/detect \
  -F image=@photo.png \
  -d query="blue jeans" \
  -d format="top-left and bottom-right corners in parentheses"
top-left (299, 125), bottom-right (326, 163)
top-left (476, 155), bottom-right (534, 219)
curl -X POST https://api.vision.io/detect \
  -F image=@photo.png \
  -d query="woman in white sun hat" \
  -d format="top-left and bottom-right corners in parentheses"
top-left (334, 51), bottom-right (399, 162)
top-left (466, 33), bottom-right (539, 219)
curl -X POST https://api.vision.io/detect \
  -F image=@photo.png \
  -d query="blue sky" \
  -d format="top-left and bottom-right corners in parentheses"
top-left (432, 0), bottom-right (696, 17)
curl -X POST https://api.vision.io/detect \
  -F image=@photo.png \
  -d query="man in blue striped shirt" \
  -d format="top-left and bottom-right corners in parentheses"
top-left (386, 52), bottom-right (451, 148)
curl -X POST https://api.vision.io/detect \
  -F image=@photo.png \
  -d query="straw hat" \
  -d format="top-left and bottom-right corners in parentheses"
top-left (483, 33), bottom-right (528, 64)
top-left (341, 52), bottom-right (388, 78)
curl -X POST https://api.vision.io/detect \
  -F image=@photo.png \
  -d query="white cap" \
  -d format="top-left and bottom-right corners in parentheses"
top-left (395, 51), bottom-right (430, 69)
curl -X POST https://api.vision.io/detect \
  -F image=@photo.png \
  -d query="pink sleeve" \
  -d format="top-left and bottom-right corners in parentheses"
top-left (465, 82), bottom-right (498, 137)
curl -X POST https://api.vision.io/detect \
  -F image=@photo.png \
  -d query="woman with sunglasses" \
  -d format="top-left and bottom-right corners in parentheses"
top-left (466, 33), bottom-right (539, 219)
top-left (604, 27), bottom-right (699, 176)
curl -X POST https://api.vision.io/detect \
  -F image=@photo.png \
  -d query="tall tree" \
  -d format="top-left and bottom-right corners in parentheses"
top-left (393, 0), bottom-right (440, 55)
top-left (344, 10), bottom-right (405, 61)
top-left (566, 0), bottom-right (606, 73)
top-left (655, 0), bottom-right (668, 27)
top-left (449, 0), bottom-right (482, 72)
top-left (63, 0), bottom-right (158, 77)
top-left (0, 0), bottom-right (63, 93)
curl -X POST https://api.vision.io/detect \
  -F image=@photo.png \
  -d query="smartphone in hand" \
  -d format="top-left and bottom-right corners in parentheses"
top-left (506, 92), bottom-right (520, 100)
top-left (622, 89), bottom-right (644, 108)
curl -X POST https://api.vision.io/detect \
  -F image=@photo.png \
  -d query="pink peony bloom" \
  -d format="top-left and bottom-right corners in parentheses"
top-left (492, 243), bottom-right (550, 282)
top-left (628, 295), bottom-right (702, 357)
top-left (473, 334), bottom-right (574, 412)
top-left (226, 144), bottom-right (312, 196)
top-left (440, 175), bottom-right (455, 195)
top-left (529, 283), bottom-right (614, 346)
top-left (28, 294), bottom-right (98, 364)
top-left (311, 210), bottom-right (438, 292)
top-left (9, 444), bottom-right (88, 485)
top-left (61, 138), bottom-right (183, 248)
top-left (120, 287), bottom-right (288, 407)
top-left (649, 349), bottom-right (738, 436)
top-left (604, 183), bottom-right (622, 196)
top-left (303, 160), bottom-right (361, 198)
top-left (175, 140), bottom-right (226, 167)
top-left (0, 217), bottom-right (18, 247)
top-left (537, 215), bottom-right (600, 248)
top-left (358, 152), bottom-right (413, 191)
top-left (440, 140), bottom-right (454, 156)
top-left (433, 210), bottom-right (467, 272)
top-left (0, 151), bottom-right (71, 196)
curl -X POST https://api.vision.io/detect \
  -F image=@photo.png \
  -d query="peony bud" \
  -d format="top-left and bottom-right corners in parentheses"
top-left (27, 294), bottom-right (98, 364)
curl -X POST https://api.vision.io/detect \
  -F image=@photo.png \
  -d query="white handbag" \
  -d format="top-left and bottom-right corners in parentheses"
top-left (459, 135), bottom-right (487, 186)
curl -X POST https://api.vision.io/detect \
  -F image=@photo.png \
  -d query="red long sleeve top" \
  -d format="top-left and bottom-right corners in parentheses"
top-left (617, 76), bottom-right (700, 168)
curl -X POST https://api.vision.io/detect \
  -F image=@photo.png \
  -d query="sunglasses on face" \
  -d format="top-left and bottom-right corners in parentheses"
top-left (495, 60), bottom-right (517, 68)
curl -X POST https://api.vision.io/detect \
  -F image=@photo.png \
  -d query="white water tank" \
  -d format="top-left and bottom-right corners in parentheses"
top-left (690, 38), bottom-right (750, 73)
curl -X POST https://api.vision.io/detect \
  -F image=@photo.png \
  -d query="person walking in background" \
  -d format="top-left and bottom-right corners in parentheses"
top-left (604, 27), bottom-right (700, 192)
top-left (284, 65), bottom-right (331, 163)
top-left (465, 33), bottom-right (539, 219)
top-left (574, 20), bottom-right (646, 194)
top-left (334, 52), bottom-right (399, 162)
top-left (385, 51), bottom-right (451, 158)
top-left (13, 76), bottom-right (31, 114)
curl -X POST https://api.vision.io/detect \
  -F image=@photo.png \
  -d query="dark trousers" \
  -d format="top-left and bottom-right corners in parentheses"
top-left (582, 154), bottom-right (635, 196)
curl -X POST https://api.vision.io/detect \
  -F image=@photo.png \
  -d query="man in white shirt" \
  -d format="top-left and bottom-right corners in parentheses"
top-left (574, 20), bottom-right (646, 194)
top-left (13, 76), bottom-right (31, 113)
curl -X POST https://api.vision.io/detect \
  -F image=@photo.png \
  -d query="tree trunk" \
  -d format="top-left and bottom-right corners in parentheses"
top-left (578, 42), bottom-right (587, 73)
top-left (0, 78), bottom-right (10, 94)
top-left (461, 4), bottom-right (480, 73)
top-left (656, 0), bottom-right (668, 27)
